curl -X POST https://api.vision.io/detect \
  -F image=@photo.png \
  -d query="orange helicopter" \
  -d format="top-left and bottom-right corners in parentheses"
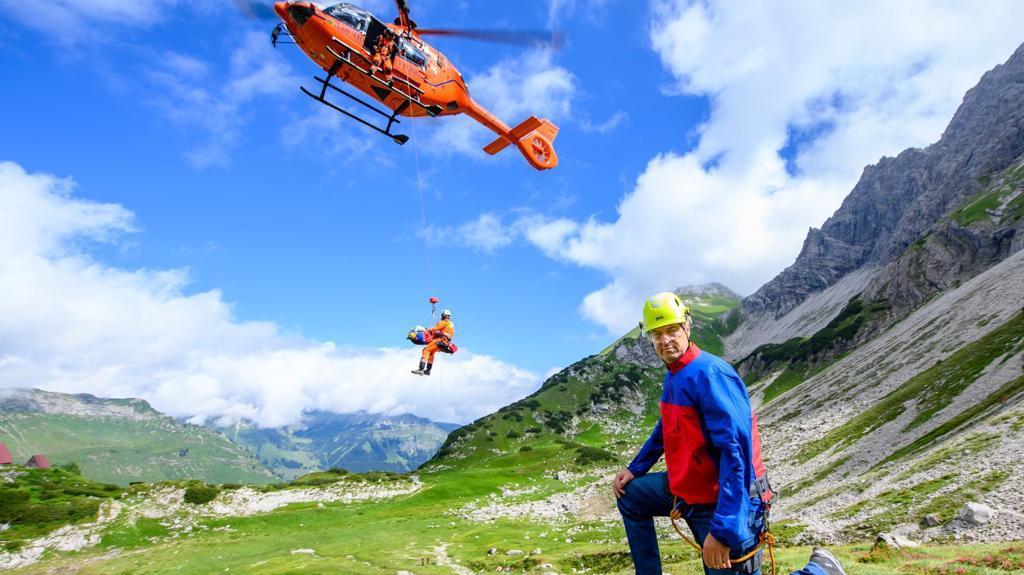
top-left (268, 1), bottom-right (561, 170)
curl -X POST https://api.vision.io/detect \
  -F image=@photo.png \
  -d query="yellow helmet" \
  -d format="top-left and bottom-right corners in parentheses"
top-left (642, 292), bottom-right (690, 333)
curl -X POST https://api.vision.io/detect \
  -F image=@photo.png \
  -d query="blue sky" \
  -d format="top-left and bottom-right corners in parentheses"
top-left (1, 0), bottom-right (1021, 425)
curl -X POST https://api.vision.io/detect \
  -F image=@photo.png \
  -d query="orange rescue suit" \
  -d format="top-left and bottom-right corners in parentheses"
top-left (421, 319), bottom-right (454, 363)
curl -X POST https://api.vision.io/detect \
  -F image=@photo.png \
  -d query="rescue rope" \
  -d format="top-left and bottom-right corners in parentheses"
top-left (409, 113), bottom-right (442, 398)
top-left (669, 497), bottom-right (777, 575)
top-left (409, 111), bottom-right (433, 295)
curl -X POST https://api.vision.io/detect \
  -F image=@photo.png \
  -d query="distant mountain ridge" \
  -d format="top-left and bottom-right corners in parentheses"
top-left (0, 388), bottom-right (458, 483)
top-left (0, 388), bottom-right (275, 485)
top-left (214, 410), bottom-right (459, 479)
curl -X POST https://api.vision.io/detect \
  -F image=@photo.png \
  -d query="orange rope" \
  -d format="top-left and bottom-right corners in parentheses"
top-left (669, 497), bottom-right (777, 575)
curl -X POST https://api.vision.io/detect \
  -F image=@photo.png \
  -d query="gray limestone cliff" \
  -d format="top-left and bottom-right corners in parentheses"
top-left (728, 43), bottom-right (1024, 358)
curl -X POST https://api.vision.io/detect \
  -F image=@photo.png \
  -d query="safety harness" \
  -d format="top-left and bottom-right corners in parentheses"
top-left (668, 474), bottom-right (778, 575)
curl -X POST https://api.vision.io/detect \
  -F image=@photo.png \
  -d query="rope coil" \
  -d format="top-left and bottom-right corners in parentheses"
top-left (669, 497), bottom-right (777, 575)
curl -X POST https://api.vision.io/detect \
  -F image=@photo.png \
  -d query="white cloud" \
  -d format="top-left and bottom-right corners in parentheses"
top-left (281, 105), bottom-right (391, 167)
top-left (427, 49), bottom-right (576, 160)
top-left (149, 32), bottom-right (300, 168)
top-left (578, 111), bottom-right (628, 134)
top-left (518, 0), bottom-right (1024, 334)
top-left (0, 162), bottom-right (539, 426)
top-left (0, 0), bottom-right (182, 41)
top-left (419, 213), bottom-right (523, 253)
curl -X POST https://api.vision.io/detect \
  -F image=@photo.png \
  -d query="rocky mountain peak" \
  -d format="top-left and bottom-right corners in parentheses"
top-left (0, 388), bottom-right (159, 420)
top-left (741, 43), bottom-right (1024, 322)
top-left (673, 282), bottom-right (743, 300)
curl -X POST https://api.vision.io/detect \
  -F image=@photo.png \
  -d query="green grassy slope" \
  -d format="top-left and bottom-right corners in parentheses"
top-left (0, 392), bottom-right (275, 486)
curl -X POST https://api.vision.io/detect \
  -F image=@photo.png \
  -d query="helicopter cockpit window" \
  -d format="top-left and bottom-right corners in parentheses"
top-left (325, 3), bottom-right (370, 32)
top-left (398, 39), bottom-right (428, 68)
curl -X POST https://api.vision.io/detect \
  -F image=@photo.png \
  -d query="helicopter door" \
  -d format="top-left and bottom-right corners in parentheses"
top-left (363, 17), bottom-right (388, 52)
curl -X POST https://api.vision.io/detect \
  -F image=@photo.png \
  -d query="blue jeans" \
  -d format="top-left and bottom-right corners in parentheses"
top-left (616, 472), bottom-right (826, 575)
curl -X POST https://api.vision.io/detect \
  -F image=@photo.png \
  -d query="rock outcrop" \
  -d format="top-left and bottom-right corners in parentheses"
top-left (727, 43), bottom-right (1024, 358)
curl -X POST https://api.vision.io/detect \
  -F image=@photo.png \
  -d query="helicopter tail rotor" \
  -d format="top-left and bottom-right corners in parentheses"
top-left (483, 116), bottom-right (560, 171)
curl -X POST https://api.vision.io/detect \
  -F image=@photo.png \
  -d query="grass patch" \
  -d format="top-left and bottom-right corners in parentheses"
top-left (950, 187), bottom-right (1004, 225)
top-left (783, 458), bottom-right (846, 497)
top-left (745, 296), bottom-right (889, 403)
top-left (832, 474), bottom-right (958, 531)
top-left (563, 550), bottom-right (634, 572)
top-left (894, 432), bottom-right (1001, 481)
top-left (0, 466), bottom-right (122, 551)
top-left (921, 470), bottom-right (1009, 522)
top-left (770, 519), bottom-right (807, 545)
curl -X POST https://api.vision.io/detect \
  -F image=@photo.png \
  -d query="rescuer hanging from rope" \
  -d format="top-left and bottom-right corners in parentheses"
top-left (407, 297), bottom-right (457, 376)
top-left (410, 309), bottom-right (455, 376)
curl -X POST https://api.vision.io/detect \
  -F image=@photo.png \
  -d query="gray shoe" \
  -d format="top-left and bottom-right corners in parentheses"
top-left (809, 547), bottom-right (846, 575)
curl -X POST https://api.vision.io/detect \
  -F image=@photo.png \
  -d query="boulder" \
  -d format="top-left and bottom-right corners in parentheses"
top-left (876, 533), bottom-right (919, 549)
top-left (921, 514), bottom-right (942, 527)
top-left (959, 502), bottom-right (994, 525)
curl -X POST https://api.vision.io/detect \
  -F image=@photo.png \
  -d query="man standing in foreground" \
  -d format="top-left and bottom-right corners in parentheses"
top-left (613, 292), bottom-right (847, 575)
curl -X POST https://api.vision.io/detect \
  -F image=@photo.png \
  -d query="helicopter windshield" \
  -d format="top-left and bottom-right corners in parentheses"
top-left (398, 38), bottom-right (428, 68)
top-left (324, 3), bottom-right (370, 32)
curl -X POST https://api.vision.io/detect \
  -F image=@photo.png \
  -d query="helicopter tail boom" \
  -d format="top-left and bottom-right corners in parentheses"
top-left (483, 116), bottom-right (560, 170)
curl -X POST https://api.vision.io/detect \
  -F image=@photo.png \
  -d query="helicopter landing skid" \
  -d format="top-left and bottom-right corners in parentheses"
top-left (300, 73), bottom-right (411, 145)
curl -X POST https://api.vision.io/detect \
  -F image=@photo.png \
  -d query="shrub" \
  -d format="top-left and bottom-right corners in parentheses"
top-left (59, 462), bottom-right (82, 475)
top-left (575, 446), bottom-right (616, 466)
top-left (183, 484), bottom-right (220, 505)
top-left (519, 446), bottom-right (533, 452)
top-left (0, 490), bottom-right (30, 521)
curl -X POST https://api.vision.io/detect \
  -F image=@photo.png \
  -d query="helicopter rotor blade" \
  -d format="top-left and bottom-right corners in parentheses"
top-left (415, 28), bottom-right (564, 49)
top-left (395, 0), bottom-right (414, 30)
top-left (234, 0), bottom-right (279, 21)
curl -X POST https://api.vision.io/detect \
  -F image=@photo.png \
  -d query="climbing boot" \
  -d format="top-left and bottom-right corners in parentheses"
top-left (809, 547), bottom-right (847, 575)
top-left (423, 363), bottom-right (433, 376)
top-left (411, 361), bottom-right (426, 375)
